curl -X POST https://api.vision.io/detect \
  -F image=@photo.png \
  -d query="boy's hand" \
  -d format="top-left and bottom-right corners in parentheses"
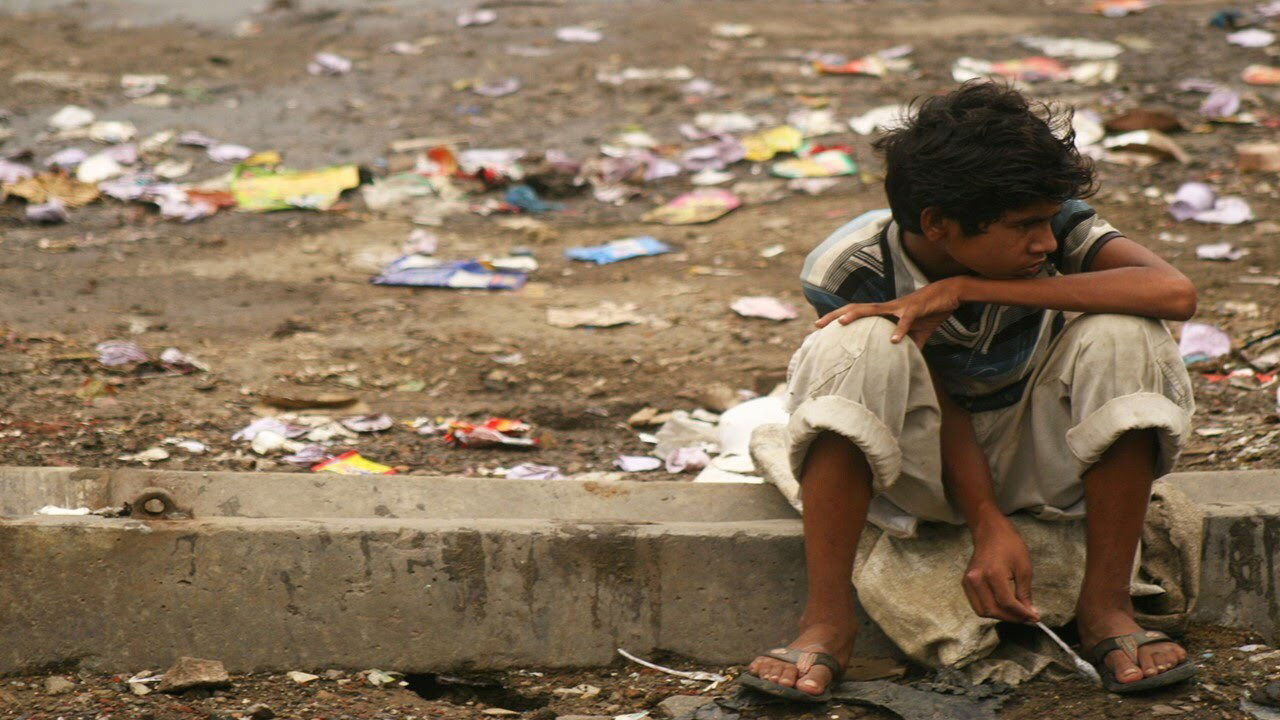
top-left (814, 277), bottom-right (964, 347)
top-left (962, 520), bottom-right (1040, 624)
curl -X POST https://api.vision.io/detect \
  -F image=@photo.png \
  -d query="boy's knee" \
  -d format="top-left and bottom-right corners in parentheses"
top-left (1066, 313), bottom-right (1168, 353)
top-left (811, 316), bottom-right (914, 365)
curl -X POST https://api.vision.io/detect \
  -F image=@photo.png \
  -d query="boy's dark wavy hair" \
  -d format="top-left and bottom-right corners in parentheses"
top-left (873, 81), bottom-right (1097, 236)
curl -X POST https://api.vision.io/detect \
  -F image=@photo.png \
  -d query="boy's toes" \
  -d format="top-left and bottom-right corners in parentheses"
top-left (777, 664), bottom-right (798, 688)
top-left (796, 666), bottom-right (833, 696)
top-left (1109, 652), bottom-right (1144, 684)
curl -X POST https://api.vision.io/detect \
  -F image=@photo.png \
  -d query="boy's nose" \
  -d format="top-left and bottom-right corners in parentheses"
top-left (1029, 226), bottom-right (1057, 255)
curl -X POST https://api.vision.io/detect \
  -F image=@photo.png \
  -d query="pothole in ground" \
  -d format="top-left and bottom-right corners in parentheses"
top-left (403, 674), bottom-right (549, 710)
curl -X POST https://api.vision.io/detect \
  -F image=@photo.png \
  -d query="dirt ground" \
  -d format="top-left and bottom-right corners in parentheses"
top-left (2, 0), bottom-right (1279, 717)
top-left (1, 0), bottom-right (1277, 477)
top-left (0, 626), bottom-right (1276, 720)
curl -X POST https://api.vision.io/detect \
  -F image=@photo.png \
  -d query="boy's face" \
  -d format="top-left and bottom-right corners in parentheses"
top-left (932, 200), bottom-right (1061, 279)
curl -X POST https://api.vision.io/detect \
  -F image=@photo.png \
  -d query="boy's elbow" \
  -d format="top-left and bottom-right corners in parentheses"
top-left (1168, 277), bottom-right (1198, 320)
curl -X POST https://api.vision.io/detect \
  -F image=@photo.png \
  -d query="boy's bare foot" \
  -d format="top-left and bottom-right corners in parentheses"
top-left (746, 617), bottom-right (857, 696)
top-left (1076, 604), bottom-right (1187, 684)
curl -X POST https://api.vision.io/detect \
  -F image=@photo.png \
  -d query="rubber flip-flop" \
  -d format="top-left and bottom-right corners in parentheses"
top-left (1085, 629), bottom-right (1197, 694)
top-left (737, 647), bottom-right (843, 703)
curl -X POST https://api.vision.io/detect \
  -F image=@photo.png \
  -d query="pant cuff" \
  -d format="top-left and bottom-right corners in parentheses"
top-left (787, 395), bottom-right (902, 493)
top-left (1064, 392), bottom-right (1191, 476)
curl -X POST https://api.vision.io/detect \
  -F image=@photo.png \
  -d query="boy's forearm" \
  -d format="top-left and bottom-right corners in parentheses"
top-left (932, 374), bottom-right (1010, 539)
top-left (954, 267), bottom-right (1197, 320)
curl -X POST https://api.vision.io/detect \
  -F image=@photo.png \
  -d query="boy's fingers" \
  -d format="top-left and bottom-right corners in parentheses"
top-left (988, 574), bottom-right (1033, 623)
top-left (961, 582), bottom-right (984, 618)
top-left (890, 313), bottom-right (914, 343)
top-left (1014, 564), bottom-right (1037, 619)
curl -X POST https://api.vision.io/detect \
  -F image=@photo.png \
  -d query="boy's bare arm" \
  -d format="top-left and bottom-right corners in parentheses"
top-left (955, 237), bottom-right (1197, 320)
top-left (931, 372), bottom-right (1040, 624)
top-left (814, 236), bottom-right (1196, 345)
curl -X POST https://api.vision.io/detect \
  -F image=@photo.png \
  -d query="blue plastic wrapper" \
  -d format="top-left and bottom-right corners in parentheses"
top-left (504, 184), bottom-right (562, 213)
top-left (371, 257), bottom-right (527, 290)
top-left (564, 235), bottom-right (671, 265)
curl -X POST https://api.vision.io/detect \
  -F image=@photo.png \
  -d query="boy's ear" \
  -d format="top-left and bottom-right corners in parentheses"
top-left (919, 207), bottom-right (956, 243)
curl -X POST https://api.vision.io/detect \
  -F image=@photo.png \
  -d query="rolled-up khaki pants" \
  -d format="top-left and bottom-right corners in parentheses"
top-left (784, 314), bottom-right (1194, 537)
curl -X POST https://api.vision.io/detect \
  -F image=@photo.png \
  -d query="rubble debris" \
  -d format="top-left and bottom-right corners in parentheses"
top-left (157, 658), bottom-right (231, 693)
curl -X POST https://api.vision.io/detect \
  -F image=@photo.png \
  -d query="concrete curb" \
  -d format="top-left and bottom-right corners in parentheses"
top-left (0, 466), bottom-right (1275, 674)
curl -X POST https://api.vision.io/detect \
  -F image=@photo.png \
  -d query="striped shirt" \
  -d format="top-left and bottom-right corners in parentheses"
top-left (800, 200), bottom-right (1122, 412)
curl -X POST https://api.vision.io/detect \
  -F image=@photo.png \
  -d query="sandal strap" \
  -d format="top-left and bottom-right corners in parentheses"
top-left (762, 647), bottom-right (844, 678)
top-left (1085, 629), bottom-right (1173, 666)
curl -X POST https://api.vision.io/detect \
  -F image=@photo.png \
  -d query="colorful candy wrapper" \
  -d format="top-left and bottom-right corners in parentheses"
top-left (444, 417), bottom-right (537, 448)
top-left (771, 149), bottom-right (857, 178)
top-left (742, 126), bottom-right (804, 163)
top-left (312, 451), bottom-right (397, 475)
top-left (642, 189), bottom-right (741, 225)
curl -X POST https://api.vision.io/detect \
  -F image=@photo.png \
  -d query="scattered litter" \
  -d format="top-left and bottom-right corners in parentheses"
top-left (548, 301), bottom-right (662, 329)
top-left (1094, 0), bottom-right (1156, 17)
top-left (1196, 242), bottom-right (1247, 261)
top-left (743, 125), bottom-right (804, 162)
top-left (1202, 87), bottom-right (1243, 119)
top-left (444, 417), bottom-right (537, 449)
top-left (556, 26), bottom-right (603, 43)
top-left (5, 173), bottom-right (100, 207)
top-left (372, 257), bottom-right (527, 290)
top-left (48, 105), bottom-right (95, 132)
top-left (1169, 182), bottom-right (1253, 224)
top-left (1036, 621), bottom-right (1102, 686)
top-left (307, 52), bottom-right (352, 76)
top-left (504, 463), bottom-right (564, 480)
top-left (850, 104), bottom-right (911, 135)
top-left (731, 296), bottom-right (798, 321)
top-left (616, 455), bottom-right (662, 472)
top-left (76, 153), bottom-right (126, 184)
top-left (643, 189), bottom-right (741, 225)
top-left (313, 451), bottom-right (396, 475)
top-left (1179, 322), bottom-right (1232, 361)
top-left (772, 148), bottom-right (857, 178)
top-left (1018, 36), bottom-right (1124, 59)
top-left (565, 236), bottom-right (671, 264)
top-left (26, 199), bottom-right (68, 223)
top-left (87, 120), bottom-right (137, 144)
top-left (457, 9), bottom-right (496, 27)
top-left (1102, 130), bottom-right (1189, 164)
top-left (283, 445), bottom-right (329, 466)
top-left (0, 160), bottom-right (34, 184)
top-left (504, 184), bottom-right (559, 213)
top-left (119, 447), bottom-right (171, 463)
top-left (1229, 29), bottom-right (1275, 47)
top-left (231, 164), bottom-right (359, 211)
top-left (473, 77), bottom-right (521, 97)
top-left (340, 413), bottom-right (393, 433)
top-left (35, 505), bottom-right (92, 516)
top-left (712, 22), bottom-right (755, 38)
top-left (665, 447), bottom-right (711, 473)
top-left (617, 649), bottom-right (728, 688)
top-left (121, 73), bottom-right (168, 97)
top-left (1243, 65), bottom-right (1280, 85)
top-left (208, 144), bottom-right (252, 164)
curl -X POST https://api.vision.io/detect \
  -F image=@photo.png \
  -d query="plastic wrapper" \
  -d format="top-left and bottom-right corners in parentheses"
top-left (312, 451), bottom-right (396, 475)
top-left (371, 257), bottom-right (527, 290)
top-left (565, 236), bottom-right (671, 264)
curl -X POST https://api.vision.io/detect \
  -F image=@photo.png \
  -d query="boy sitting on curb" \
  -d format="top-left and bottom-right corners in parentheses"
top-left (742, 81), bottom-right (1197, 700)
